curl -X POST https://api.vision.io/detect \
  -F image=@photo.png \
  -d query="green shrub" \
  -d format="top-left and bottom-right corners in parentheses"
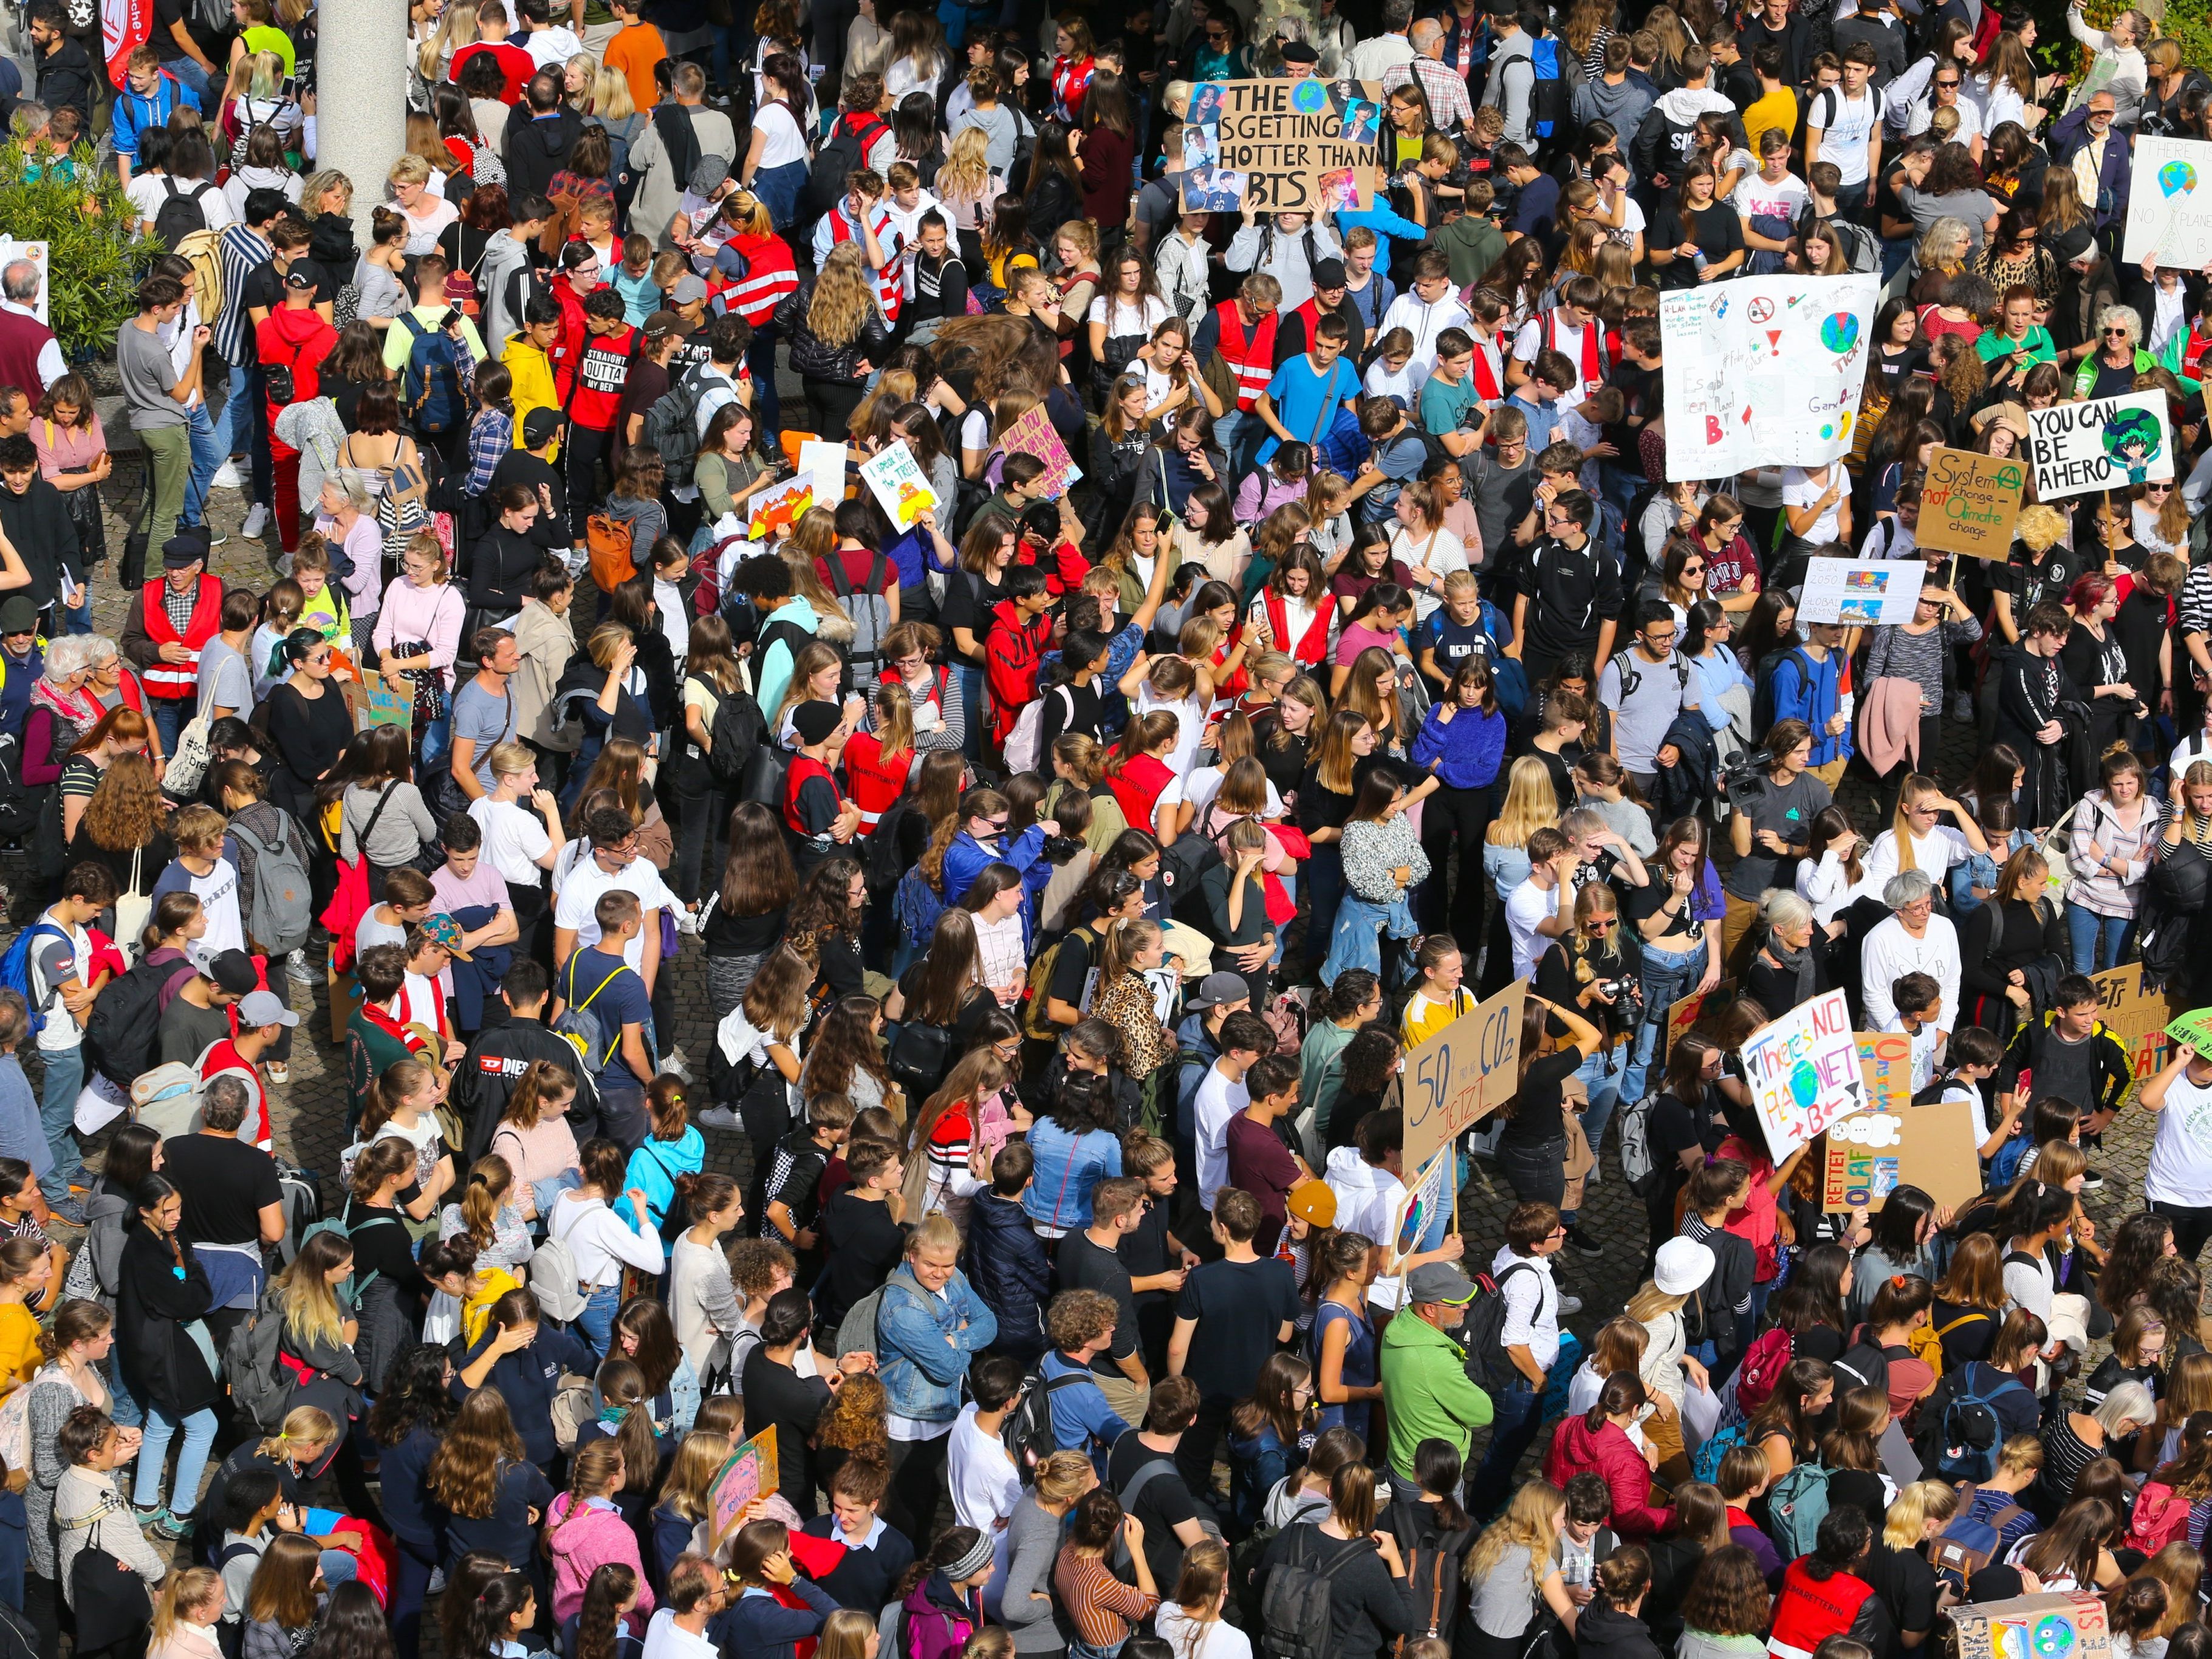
top-left (0, 141), bottom-right (161, 359)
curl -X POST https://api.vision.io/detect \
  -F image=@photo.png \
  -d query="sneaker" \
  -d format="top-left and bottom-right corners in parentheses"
top-left (663, 1048), bottom-right (693, 1084)
top-left (675, 905), bottom-right (703, 936)
top-left (697, 1105), bottom-right (743, 1131)
top-left (152, 1510), bottom-right (192, 1542)
top-left (44, 1194), bottom-right (84, 1226)
top-left (185, 521), bottom-right (227, 547)
top-left (1951, 691), bottom-right (1976, 723)
top-left (2081, 1168), bottom-right (2106, 1191)
top-left (265, 1062), bottom-right (289, 1086)
top-left (1558, 1293), bottom-right (1584, 1316)
top-left (1563, 1225), bottom-right (1606, 1258)
top-left (210, 460), bottom-right (242, 491)
top-left (241, 503), bottom-right (270, 540)
top-left (131, 1504), bottom-right (168, 1531)
top-left (426, 1569), bottom-right (447, 1596)
top-left (286, 948), bottom-right (315, 985)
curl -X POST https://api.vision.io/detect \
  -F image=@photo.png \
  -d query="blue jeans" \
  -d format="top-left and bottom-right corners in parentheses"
top-left (2065, 904), bottom-right (2134, 974)
top-left (1320, 891), bottom-right (1417, 982)
top-left (163, 57), bottom-right (211, 102)
top-left (1573, 1045), bottom-right (1628, 1160)
top-left (745, 320), bottom-right (782, 434)
top-left (577, 1282), bottom-right (622, 1359)
top-left (132, 1401), bottom-right (217, 1514)
top-left (950, 662), bottom-right (986, 763)
top-left (1471, 1380), bottom-right (1543, 1516)
top-left (1303, 846), bottom-right (1344, 972)
top-left (1630, 940), bottom-right (1707, 1094)
top-left (36, 1043), bottom-right (85, 1204)
top-left (103, 1356), bottom-right (143, 1428)
top-left (213, 362), bottom-right (273, 506)
top-left (179, 399), bottom-right (222, 532)
top-left (419, 714), bottom-right (451, 776)
top-left (146, 698), bottom-right (184, 758)
top-left (62, 583), bottom-right (91, 636)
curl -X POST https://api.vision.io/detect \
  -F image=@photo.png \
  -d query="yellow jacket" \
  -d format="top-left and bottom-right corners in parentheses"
top-left (500, 332), bottom-right (561, 458)
top-left (0, 1302), bottom-right (39, 1390)
top-left (462, 1267), bottom-right (521, 1347)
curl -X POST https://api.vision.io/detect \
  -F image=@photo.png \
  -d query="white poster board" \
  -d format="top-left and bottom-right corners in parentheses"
top-left (1659, 273), bottom-right (1880, 481)
top-left (2026, 392), bottom-right (2174, 499)
top-left (796, 440), bottom-right (847, 510)
top-left (859, 439), bottom-right (938, 530)
top-left (2123, 137), bottom-right (2212, 267)
top-left (1798, 558), bottom-right (1926, 625)
top-left (1740, 988), bottom-right (1869, 1161)
top-left (0, 241), bottom-right (50, 325)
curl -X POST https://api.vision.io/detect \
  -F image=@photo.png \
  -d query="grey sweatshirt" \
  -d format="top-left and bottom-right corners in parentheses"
top-left (340, 780), bottom-right (442, 866)
top-left (1001, 1493), bottom-right (1070, 1654)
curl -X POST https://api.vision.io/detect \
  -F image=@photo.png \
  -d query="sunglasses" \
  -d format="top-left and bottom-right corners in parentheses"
top-left (1681, 563), bottom-right (1705, 574)
top-left (1584, 918), bottom-right (1617, 932)
top-left (1934, 77), bottom-right (1960, 87)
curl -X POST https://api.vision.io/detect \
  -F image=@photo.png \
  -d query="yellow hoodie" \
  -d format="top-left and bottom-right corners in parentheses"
top-left (501, 330), bottom-right (561, 459)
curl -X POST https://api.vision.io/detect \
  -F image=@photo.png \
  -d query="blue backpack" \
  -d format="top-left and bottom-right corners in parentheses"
top-left (0, 922), bottom-right (71, 1042)
top-left (1987, 1131), bottom-right (2031, 1189)
top-left (1936, 1365), bottom-right (2026, 1482)
top-left (397, 311), bottom-right (465, 435)
top-left (1690, 1419), bottom-right (1748, 1485)
top-left (1765, 1458), bottom-right (1831, 1561)
top-left (1526, 35), bottom-right (1575, 145)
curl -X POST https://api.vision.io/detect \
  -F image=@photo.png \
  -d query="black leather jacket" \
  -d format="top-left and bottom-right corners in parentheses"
top-left (773, 281), bottom-right (892, 385)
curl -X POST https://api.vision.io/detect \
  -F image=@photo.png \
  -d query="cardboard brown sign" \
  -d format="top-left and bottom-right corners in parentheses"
top-left (1402, 980), bottom-right (1526, 1175)
top-left (1917, 446), bottom-right (2026, 558)
top-left (1180, 78), bottom-right (1385, 216)
top-left (2090, 962), bottom-right (2184, 1098)
top-left (1948, 1592), bottom-right (2110, 1659)
top-left (1822, 1033), bottom-right (1979, 1211)
top-left (1665, 979), bottom-right (1734, 1062)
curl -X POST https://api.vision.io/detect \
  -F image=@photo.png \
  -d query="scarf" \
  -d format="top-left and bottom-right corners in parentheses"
top-left (653, 100), bottom-right (701, 194)
top-left (29, 676), bottom-right (98, 732)
top-left (1766, 937), bottom-right (1815, 1004)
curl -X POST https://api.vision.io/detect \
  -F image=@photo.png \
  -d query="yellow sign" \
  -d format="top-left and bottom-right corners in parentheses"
top-left (1917, 446), bottom-right (2026, 559)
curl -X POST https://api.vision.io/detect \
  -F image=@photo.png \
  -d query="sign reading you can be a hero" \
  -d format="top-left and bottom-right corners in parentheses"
top-left (1181, 78), bottom-right (1386, 216)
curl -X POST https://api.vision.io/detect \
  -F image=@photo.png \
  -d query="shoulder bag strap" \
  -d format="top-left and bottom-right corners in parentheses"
top-left (357, 781), bottom-right (399, 854)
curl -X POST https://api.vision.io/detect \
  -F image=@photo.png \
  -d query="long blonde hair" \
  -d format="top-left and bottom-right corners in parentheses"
top-left (1488, 756), bottom-right (1561, 847)
top-left (275, 1230), bottom-right (352, 1352)
top-left (589, 63), bottom-right (635, 120)
top-left (1884, 1480), bottom-right (1959, 1549)
top-left (939, 127), bottom-right (993, 205)
top-left (151, 1568), bottom-right (223, 1646)
top-left (1466, 1482), bottom-right (1564, 1589)
top-left (808, 243), bottom-right (877, 349)
top-left (1891, 775), bottom-right (1941, 874)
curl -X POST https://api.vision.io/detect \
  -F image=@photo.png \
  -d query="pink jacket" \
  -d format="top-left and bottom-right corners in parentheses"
top-left (1543, 1413), bottom-right (1669, 1539)
top-left (1856, 674), bottom-right (1924, 778)
top-left (371, 576), bottom-right (466, 689)
top-left (545, 1493), bottom-right (657, 1624)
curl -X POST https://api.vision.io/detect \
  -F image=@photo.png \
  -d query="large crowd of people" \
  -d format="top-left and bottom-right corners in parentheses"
top-left (3, 1), bottom-right (2212, 1659)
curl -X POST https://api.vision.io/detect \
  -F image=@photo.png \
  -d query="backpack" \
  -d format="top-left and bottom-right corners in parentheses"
top-left (1259, 1529), bottom-right (1371, 1659)
top-left (586, 512), bottom-right (637, 593)
top-left (1934, 1364), bottom-right (2025, 1481)
top-left (0, 922), bottom-right (71, 1042)
top-left (1001, 1367), bottom-right (1094, 1481)
top-left (1454, 1260), bottom-right (1538, 1392)
top-left (131, 1061), bottom-right (209, 1137)
top-left (83, 953), bottom-right (194, 1090)
top-left (887, 1018), bottom-right (954, 1101)
top-left (263, 329), bottom-right (312, 410)
top-left (553, 953), bottom-right (629, 1075)
top-left (1749, 645), bottom-right (1815, 738)
top-left (826, 550), bottom-right (893, 682)
top-left (228, 815), bottom-right (313, 955)
top-left (528, 1233), bottom-right (588, 1323)
top-left (1733, 1326), bottom-right (1795, 1416)
top-left (552, 1372), bottom-right (599, 1450)
top-left (221, 1287), bottom-right (295, 1435)
top-left (1765, 1458), bottom-right (1831, 1560)
top-left (2128, 1480), bottom-right (2197, 1555)
top-left (704, 689), bottom-right (769, 792)
top-left (642, 366), bottom-right (722, 492)
top-left (1987, 1131), bottom-right (2031, 1188)
top-left (396, 311), bottom-right (465, 436)
top-left (807, 114), bottom-right (889, 221)
top-left (1019, 924), bottom-right (1097, 1043)
top-left (1607, 647), bottom-right (1691, 707)
top-left (0, 1373), bottom-right (31, 1477)
top-left (1930, 1485), bottom-right (2027, 1596)
top-left (1615, 1094), bottom-right (1661, 1196)
top-left (153, 179), bottom-right (215, 249)
top-left (1004, 683), bottom-right (1072, 778)
top-left (1832, 1338), bottom-right (1891, 1396)
top-left (1690, 1419), bottom-right (1749, 1485)
top-left (1525, 35), bottom-right (1575, 147)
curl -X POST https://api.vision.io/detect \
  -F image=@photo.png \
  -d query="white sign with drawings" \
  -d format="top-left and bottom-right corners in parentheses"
top-left (1798, 558), bottom-right (1926, 626)
top-left (0, 242), bottom-right (50, 326)
top-left (2122, 137), bottom-right (2212, 267)
top-left (1659, 273), bottom-right (1880, 481)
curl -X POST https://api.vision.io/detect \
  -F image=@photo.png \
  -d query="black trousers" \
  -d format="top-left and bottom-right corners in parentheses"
top-left (564, 426), bottom-right (615, 544)
top-left (2151, 1199), bottom-right (2212, 1262)
top-left (1174, 1392), bottom-right (1233, 1502)
top-left (1419, 779), bottom-right (1493, 948)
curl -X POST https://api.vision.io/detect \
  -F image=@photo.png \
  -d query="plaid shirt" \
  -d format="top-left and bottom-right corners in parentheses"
top-left (1383, 52), bottom-right (1477, 133)
top-left (466, 406), bottom-right (512, 496)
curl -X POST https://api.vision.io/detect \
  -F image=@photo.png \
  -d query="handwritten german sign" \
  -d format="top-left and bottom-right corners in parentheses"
top-left (1917, 446), bottom-right (2026, 559)
top-left (1402, 979), bottom-right (1526, 1175)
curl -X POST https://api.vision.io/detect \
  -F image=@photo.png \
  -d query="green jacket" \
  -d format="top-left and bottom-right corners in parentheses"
top-left (1378, 1304), bottom-right (1493, 1476)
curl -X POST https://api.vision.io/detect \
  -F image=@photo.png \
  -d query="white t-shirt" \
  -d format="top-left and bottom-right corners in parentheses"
top-left (469, 796), bottom-right (553, 886)
top-left (1389, 525), bottom-right (1469, 622)
top-left (553, 855), bottom-right (678, 971)
top-left (1170, 767), bottom-right (1286, 824)
top-left (1504, 879), bottom-right (1559, 982)
top-left (1158, 1607), bottom-right (1256, 1659)
top-left (642, 1608), bottom-right (717, 1659)
top-left (1602, 193), bottom-right (1647, 252)
top-left (1193, 1065), bottom-right (1248, 1213)
top-left (1731, 169), bottom-right (1811, 231)
top-left (1134, 685), bottom-right (1207, 779)
top-left (1782, 465), bottom-right (1848, 544)
top-left (947, 1401), bottom-right (1022, 1533)
top-left (754, 100), bottom-right (809, 169)
top-left (2147, 1066), bottom-right (2212, 1209)
top-left (29, 913), bottom-right (91, 1054)
top-left (1510, 315), bottom-right (1600, 410)
top-left (185, 853), bottom-right (247, 955)
top-left (1087, 293), bottom-right (1171, 340)
top-left (1808, 84), bottom-right (1880, 185)
top-left (129, 173), bottom-right (237, 235)
top-left (1861, 516), bottom-right (1918, 561)
top-left (1329, 1164), bottom-right (1410, 1309)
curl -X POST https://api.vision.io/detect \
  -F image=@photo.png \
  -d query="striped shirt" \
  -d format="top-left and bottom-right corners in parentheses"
top-left (213, 224), bottom-right (273, 367)
top-left (1052, 1546), bottom-right (1160, 1646)
top-left (2181, 561), bottom-right (2212, 644)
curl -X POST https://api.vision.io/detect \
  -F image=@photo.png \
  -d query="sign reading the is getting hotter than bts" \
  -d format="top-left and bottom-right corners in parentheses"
top-left (1180, 78), bottom-right (1386, 216)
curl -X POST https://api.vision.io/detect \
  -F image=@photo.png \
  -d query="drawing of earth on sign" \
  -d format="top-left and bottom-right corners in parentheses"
top-left (2162, 158), bottom-right (2199, 196)
top-left (1822, 312), bottom-right (1860, 354)
top-left (2033, 1618), bottom-right (2077, 1659)
top-left (1292, 78), bottom-right (1329, 113)
top-left (2103, 406), bottom-right (2165, 485)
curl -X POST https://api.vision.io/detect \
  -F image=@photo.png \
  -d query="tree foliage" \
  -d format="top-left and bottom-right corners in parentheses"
top-left (0, 142), bottom-right (162, 358)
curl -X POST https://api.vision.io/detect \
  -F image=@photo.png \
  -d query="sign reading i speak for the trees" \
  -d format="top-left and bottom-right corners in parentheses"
top-left (1917, 446), bottom-right (2026, 558)
top-left (1180, 78), bottom-right (1386, 216)
top-left (1401, 979), bottom-right (1526, 1175)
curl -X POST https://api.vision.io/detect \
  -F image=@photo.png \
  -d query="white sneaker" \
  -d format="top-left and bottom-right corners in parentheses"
top-left (675, 905), bottom-right (702, 935)
top-left (1559, 1294), bottom-right (1584, 1316)
top-left (241, 503), bottom-right (270, 541)
top-left (210, 460), bottom-right (242, 491)
top-left (286, 948), bottom-right (315, 985)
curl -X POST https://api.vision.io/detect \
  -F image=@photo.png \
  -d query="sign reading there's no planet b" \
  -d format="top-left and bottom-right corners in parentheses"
top-left (2025, 392), bottom-right (2174, 499)
top-left (1917, 446), bottom-right (2025, 559)
top-left (2123, 137), bottom-right (2212, 267)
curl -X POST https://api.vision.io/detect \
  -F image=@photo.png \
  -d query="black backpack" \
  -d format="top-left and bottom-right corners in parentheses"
top-left (703, 686), bottom-right (769, 792)
top-left (1260, 1529), bottom-right (1371, 1659)
top-left (152, 178), bottom-right (214, 248)
top-left (83, 953), bottom-right (195, 1090)
top-left (1001, 1368), bottom-right (1093, 1481)
top-left (1454, 1260), bottom-right (1536, 1390)
top-left (806, 114), bottom-right (889, 221)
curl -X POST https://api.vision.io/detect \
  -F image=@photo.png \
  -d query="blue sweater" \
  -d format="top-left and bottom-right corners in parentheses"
top-left (1768, 645), bottom-right (1854, 766)
top-left (1411, 702), bottom-right (1507, 790)
top-left (1040, 1349), bottom-right (1131, 1475)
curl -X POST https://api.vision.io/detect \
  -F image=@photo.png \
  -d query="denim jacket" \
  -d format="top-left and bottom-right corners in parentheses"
top-left (875, 1264), bottom-right (1000, 1423)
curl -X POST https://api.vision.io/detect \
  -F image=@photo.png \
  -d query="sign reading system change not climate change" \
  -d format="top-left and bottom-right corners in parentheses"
top-left (1180, 78), bottom-right (1385, 216)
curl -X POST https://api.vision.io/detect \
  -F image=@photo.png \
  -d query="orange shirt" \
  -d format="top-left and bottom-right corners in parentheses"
top-left (603, 23), bottom-right (666, 122)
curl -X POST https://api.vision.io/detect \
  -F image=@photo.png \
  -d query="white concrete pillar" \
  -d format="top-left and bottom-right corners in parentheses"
top-left (313, 0), bottom-right (411, 247)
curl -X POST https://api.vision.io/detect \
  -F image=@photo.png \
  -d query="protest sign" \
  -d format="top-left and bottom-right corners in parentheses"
top-left (1740, 988), bottom-right (1867, 1161)
top-left (860, 440), bottom-right (938, 529)
top-left (1857, 1031), bottom-right (1914, 1114)
top-left (1660, 273), bottom-right (1880, 480)
top-left (2123, 137), bottom-right (2212, 267)
top-left (1665, 979), bottom-right (1735, 1062)
top-left (2090, 963), bottom-right (2183, 1095)
top-left (2026, 392), bottom-right (2174, 499)
top-left (1798, 558), bottom-right (1926, 625)
top-left (1000, 403), bottom-right (1082, 499)
top-left (359, 670), bottom-right (413, 732)
top-left (1820, 1033), bottom-right (1979, 1212)
top-left (1179, 78), bottom-right (1385, 215)
top-left (798, 440), bottom-right (848, 508)
top-left (1917, 447), bottom-right (2027, 558)
top-left (0, 242), bottom-right (49, 324)
top-left (1950, 1592), bottom-right (2111, 1659)
top-left (1402, 980), bottom-right (1527, 1175)
top-left (710, 1428), bottom-right (778, 1545)
top-left (1387, 1148), bottom-right (1451, 1269)
top-left (2168, 1008), bottom-right (2212, 1053)
top-left (748, 476), bottom-right (813, 539)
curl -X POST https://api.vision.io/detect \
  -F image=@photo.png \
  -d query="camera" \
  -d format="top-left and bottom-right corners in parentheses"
top-left (1596, 972), bottom-right (1643, 1022)
top-left (1719, 748), bottom-right (1776, 804)
top-left (1041, 834), bottom-right (1083, 864)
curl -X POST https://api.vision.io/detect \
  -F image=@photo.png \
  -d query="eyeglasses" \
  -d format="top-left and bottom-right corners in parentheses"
top-left (1934, 77), bottom-right (1960, 87)
top-left (1680, 563), bottom-right (1705, 575)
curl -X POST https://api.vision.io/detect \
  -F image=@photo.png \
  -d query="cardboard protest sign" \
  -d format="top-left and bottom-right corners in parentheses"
top-left (1821, 1092), bottom-right (1982, 1211)
top-left (2123, 137), bottom-right (2212, 267)
top-left (1798, 558), bottom-right (1926, 625)
top-left (360, 670), bottom-right (413, 732)
top-left (1740, 989), bottom-right (1867, 1161)
top-left (1000, 403), bottom-right (1082, 499)
top-left (2026, 392), bottom-right (2174, 499)
top-left (2168, 1008), bottom-right (2212, 1053)
top-left (1387, 1148), bottom-right (1451, 1269)
top-left (1665, 979), bottom-right (1735, 1062)
top-left (1402, 980), bottom-right (1527, 1174)
top-left (1948, 1591), bottom-right (2111, 1659)
top-left (860, 439), bottom-right (939, 529)
top-left (748, 476), bottom-right (813, 539)
top-left (2090, 963), bottom-right (2184, 1096)
top-left (709, 1428), bottom-right (779, 1545)
top-left (1917, 447), bottom-right (2026, 558)
top-left (1660, 273), bottom-right (1880, 479)
top-left (1179, 78), bottom-right (1385, 216)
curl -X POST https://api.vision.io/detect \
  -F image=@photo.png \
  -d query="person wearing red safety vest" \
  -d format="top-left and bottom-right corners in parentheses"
top-left (1464, 290), bottom-right (1513, 408)
top-left (1193, 273), bottom-right (1284, 480)
top-left (707, 193), bottom-right (800, 431)
top-left (1765, 1507), bottom-right (1893, 1659)
top-left (1248, 550), bottom-right (1335, 669)
top-left (839, 685), bottom-right (916, 834)
top-left (118, 531), bottom-right (223, 756)
top-left (811, 171), bottom-right (905, 328)
top-left (782, 700), bottom-right (863, 875)
top-left (1509, 275), bottom-right (1612, 405)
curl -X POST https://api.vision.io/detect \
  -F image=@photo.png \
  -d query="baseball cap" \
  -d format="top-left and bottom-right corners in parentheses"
top-left (198, 948), bottom-right (261, 997)
top-left (1185, 972), bottom-right (1251, 1011)
top-left (521, 408), bottom-right (563, 448)
top-left (642, 310), bottom-right (683, 341)
top-left (1312, 258), bottom-right (1347, 291)
top-left (420, 914), bottom-right (474, 960)
top-left (0, 596), bottom-right (38, 635)
top-left (672, 274), bottom-right (709, 305)
top-left (282, 266), bottom-right (316, 290)
top-left (237, 990), bottom-right (299, 1029)
top-left (1405, 1263), bottom-right (1477, 1305)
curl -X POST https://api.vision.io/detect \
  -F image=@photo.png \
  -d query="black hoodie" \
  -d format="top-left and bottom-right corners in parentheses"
top-left (501, 106), bottom-right (585, 205)
top-left (1573, 1599), bottom-right (1665, 1659)
top-left (33, 36), bottom-right (95, 124)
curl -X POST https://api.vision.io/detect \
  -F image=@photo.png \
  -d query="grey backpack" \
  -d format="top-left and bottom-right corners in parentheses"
top-left (1260, 1529), bottom-right (1371, 1659)
top-left (229, 815), bottom-right (312, 955)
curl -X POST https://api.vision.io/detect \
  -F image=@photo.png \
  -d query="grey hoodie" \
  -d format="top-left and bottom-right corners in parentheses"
top-left (479, 230), bottom-right (536, 356)
top-left (1573, 73), bottom-right (1657, 157)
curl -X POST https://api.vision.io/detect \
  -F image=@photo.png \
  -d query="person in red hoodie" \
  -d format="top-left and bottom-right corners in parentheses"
top-left (257, 267), bottom-right (338, 555)
top-left (983, 564), bottom-right (1055, 747)
top-left (1543, 1369), bottom-right (1671, 1541)
top-left (546, 241), bottom-right (598, 402)
top-left (563, 287), bottom-right (639, 547)
top-left (1767, 1507), bottom-right (1894, 1659)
